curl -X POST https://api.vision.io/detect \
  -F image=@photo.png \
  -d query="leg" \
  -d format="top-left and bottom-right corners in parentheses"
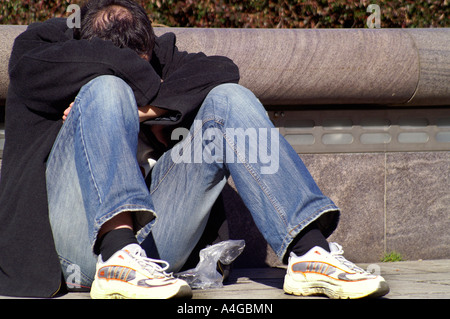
top-left (142, 83), bottom-right (389, 299)
top-left (200, 85), bottom-right (388, 299)
top-left (140, 83), bottom-right (339, 272)
top-left (46, 75), bottom-right (155, 288)
top-left (140, 137), bottom-right (228, 272)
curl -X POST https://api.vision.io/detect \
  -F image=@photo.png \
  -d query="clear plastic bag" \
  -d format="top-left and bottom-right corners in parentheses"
top-left (175, 239), bottom-right (245, 289)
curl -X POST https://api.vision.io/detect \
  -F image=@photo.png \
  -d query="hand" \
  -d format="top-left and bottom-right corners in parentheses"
top-left (62, 102), bottom-right (74, 123)
top-left (138, 105), bottom-right (168, 122)
top-left (138, 105), bottom-right (170, 146)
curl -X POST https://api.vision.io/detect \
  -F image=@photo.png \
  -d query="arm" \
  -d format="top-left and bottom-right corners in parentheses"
top-left (142, 32), bottom-right (240, 126)
top-left (137, 105), bottom-right (168, 122)
top-left (8, 18), bottom-right (161, 116)
top-left (63, 102), bottom-right (167, 123)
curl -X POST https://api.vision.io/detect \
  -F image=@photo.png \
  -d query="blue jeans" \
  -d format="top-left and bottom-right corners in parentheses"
top-left (46, 75), bottom-right (339, 289)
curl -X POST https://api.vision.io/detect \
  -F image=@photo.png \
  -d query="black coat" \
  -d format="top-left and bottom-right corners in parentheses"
top-left (0, 18), bottom-right (239, 297)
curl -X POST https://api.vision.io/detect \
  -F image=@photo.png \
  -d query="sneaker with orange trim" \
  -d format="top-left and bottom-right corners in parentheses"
top-left (283, 242), bottom-right (389, 299)
top-left (90, 244), bottom-right (192, 299)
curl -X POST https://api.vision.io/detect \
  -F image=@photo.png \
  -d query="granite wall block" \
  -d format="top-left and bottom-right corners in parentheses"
top-left (385, 151), bottom-right (450, 260)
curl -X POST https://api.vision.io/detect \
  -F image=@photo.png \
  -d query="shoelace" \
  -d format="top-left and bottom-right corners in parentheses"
top-left (329, 242), bottom-right (367, 274)
top-left (130, 249), bottom-right (173, 278)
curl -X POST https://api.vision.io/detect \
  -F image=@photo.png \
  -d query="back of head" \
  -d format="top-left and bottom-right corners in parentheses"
top-left (79, 0), bottom-right (155, 59)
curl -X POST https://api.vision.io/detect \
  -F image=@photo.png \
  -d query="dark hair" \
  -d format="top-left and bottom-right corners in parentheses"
top-left (79, 0), bottom-right (155, 58)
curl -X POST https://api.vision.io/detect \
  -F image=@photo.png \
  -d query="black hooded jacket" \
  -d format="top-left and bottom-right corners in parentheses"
top-left (0, 18), bottom-right (239, 297)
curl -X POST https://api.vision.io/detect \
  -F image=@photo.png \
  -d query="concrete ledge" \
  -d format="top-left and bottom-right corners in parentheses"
top-left (0, 26), bottom-right (449, 106)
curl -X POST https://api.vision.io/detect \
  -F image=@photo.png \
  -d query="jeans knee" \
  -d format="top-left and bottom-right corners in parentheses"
top-left (205, 83), bottom-right (266, 121)
top-left (79, 75), bottom-right (138, 121)
top-left (209, 83), bottom-right (251, 100)
top-left (86, 75), bottom-right (133, 96)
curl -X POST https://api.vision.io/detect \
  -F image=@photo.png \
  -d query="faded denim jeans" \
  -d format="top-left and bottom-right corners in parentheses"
top-left (46, 75), bottom-right (339, 289)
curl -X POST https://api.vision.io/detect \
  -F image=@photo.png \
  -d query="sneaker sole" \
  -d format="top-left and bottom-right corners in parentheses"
top-left (90, 279), bottom-right (193, 299)
top-left (283, 274), bottom-right (390, 299)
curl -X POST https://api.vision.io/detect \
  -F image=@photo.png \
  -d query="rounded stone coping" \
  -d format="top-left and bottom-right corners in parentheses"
top-left (0, 25), bottom-right (449, 106)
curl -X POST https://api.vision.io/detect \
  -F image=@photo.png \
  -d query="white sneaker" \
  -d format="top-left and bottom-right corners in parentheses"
top-left (284, 242), bottom-right (389, 299)
top-left (90, 244), bottom-right (192, 299)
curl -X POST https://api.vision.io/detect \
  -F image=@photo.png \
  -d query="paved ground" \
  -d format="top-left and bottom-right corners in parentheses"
top-left (2, 258), bottom-right (448, 300)
top-left (194, 259), bottom-right (450, 299)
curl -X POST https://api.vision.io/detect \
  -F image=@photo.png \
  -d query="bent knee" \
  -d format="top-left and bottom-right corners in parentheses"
top-left (208, 83), bottom-right (251, 98)
top-left (88, 75), bottom-right (128, 87)
top-left (205, 83), bottom-right (264, 115)
top-left (76, 75), bottom-right (138, 122)
top-left (85, 75), bottom-right (134, 99)
top-left (82, 75), bottom-right (136, 107)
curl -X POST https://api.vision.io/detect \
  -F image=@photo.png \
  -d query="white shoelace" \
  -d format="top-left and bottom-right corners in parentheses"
top-left (129, 248), bottom-right (173, 278)
top-left (329, 242), bottom-right (367, 274)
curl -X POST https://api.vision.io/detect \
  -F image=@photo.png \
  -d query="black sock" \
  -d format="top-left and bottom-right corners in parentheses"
top-left (94, 228), bottom-right (139, 262)
top-left (290, 222), bottom-right (330, 257)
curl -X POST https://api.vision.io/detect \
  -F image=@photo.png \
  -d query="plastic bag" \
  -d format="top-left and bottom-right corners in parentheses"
top-left (175, 239), bottom-right (245, 289)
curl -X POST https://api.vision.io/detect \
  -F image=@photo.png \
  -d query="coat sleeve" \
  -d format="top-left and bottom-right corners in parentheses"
top-left (143, 32), bottom-right (240, 126)
top-left (8, 18), bottom-right (161, 116)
